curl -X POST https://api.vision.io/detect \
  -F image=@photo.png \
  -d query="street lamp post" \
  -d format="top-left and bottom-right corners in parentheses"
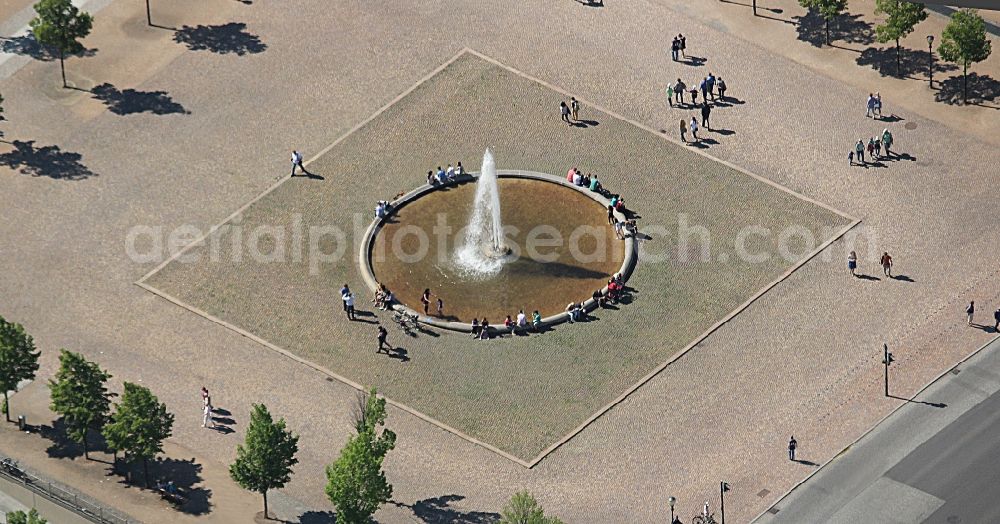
top-left (883, 343), bottom-right (894, 396)
top-left (720, 482), bottom-right (730, 524)
top-left (668, 496), bottom-right (676, 524)
top-left (927, 35), bottom-right (935, 87)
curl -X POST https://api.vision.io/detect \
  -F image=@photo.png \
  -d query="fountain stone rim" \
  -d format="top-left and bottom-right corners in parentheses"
top-left (357, 169), bottom-right (638, 334)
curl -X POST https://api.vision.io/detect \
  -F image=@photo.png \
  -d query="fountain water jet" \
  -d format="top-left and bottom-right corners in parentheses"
top-left (454, 149), bottom-right (511, 276)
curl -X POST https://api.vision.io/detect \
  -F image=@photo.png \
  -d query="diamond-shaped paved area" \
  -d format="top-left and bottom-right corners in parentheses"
top-left (0, 0), bottom-right (998, 521)
top-left (144, 52), bottom-right (848, 462)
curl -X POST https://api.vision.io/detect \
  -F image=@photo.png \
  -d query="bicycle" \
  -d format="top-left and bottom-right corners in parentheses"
top-left (392, 310), bottom-right (420, 334)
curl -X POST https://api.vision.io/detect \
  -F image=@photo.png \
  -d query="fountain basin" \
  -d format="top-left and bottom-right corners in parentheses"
top-left (358, 170), bottom-right (637, 332)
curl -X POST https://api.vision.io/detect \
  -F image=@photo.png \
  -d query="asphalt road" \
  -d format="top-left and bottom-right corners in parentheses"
top-left (755, 336), bottom-right (1000, 524)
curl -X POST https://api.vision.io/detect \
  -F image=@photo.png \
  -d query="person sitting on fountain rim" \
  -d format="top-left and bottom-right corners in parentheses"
top-left (516, 310), bottom-right (527, 331)
top-left (532, 310), bottom-right (542, 330)
top-left (566, 302), bottom-right (583, 322)
top-left (614, 196), bottom-right (626, 212)
top-left (504, 315), bottom-right (515, 334)
top-left (567, 167), bottom-right (577, 183)
top-left (470, 318), bottom-right (480, 338)
top-left (572, 170), bottom-right (583, 187)
top-left (581, 174), bottom-right (591, 188)
top-left (479, 318), bottom-right (491, 339)
top-left (446, 164), bottom-right (455, 179)
top-left (589, 174), bottom-right (601, 192)
top-left (427, 170), bottom-right (436, 186)
top-left (614, 220), bottom-right (626, 240)
top-left (593, 289), bottom-right (608, 308)
top-left (455, 161), bottom-right (465, 176)
top-left (436, 166), bottom-right (448, 185)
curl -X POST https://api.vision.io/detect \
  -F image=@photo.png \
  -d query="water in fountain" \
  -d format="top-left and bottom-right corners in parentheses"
top-left (454, 149), bottom-right (510, 276)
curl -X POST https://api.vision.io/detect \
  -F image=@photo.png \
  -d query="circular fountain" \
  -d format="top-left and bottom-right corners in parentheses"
top-left (359, 149), bottom-right (636, 330)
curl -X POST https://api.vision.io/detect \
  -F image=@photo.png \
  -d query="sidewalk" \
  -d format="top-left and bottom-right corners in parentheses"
top-left (755, 335), bottom-right (1000, 523)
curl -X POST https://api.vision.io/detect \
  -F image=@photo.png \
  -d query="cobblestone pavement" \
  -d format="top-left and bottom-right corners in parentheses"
top-left (0, 0), bottom-right (997, 522)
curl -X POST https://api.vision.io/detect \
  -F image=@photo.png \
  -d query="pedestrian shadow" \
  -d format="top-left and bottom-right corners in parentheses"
top-left (855, 273), bottom-right (880, 281)
top-left (934, 73), bottom-right (1000, 108)
top-left (792, 459), bottom-right (819, 467)
top-left (878, 114), bottom-right (904, 122)
top-left (687, 137), bottom-right (719, 149)
top-left (888, 394), bottom-right (946, 408)
top-left (90, 83), bottom-right (190, 116)
top-left (883, 152), bottom-right (916, 162)
top-left (891, 274), bottom-right (915, 282)
top-left (388, 347), bottom-right (410, 362)
top-left (0, 140), bottom-right (97, 180)
top-left (570, 119), bottom-right (600, 128)
top-left (210, 407), bottom-right (231, 416)
top-left (393, 494), bottom-right (501, 523)
top-left (970, 323), bottom-right (999, 333)
top-left (679, 55), bottom-right (707, 66)
top-left (710, 128), bottom-right (736, 136)
top-left (173, 22), bottom-right (266, 55)
top-left (573, 0), bottom-right (604, 6)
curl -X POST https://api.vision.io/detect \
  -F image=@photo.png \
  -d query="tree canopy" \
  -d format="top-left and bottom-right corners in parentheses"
top-left (103, 382), bottom-right (174, 486)
top-left (799, 0), bottom-right (848, 45)
top-left (0, 316), bottom-right (40, 422)
top-left (938, 8), bottom-right (993, 102)
top-left (48, 349), bottom-right (112, 458)
top-left (499, 491), bottom-right (565, 524)
top-left (6, 509), bottom-right (48, 524)
top-left (874, 0), bottom-right (928, 76)
top-left (230, 404), bottom-right (299, 519)
top-left (325, 388), bottom-right (396, 523)
top-left (29, 0), bottom-right (93, 87)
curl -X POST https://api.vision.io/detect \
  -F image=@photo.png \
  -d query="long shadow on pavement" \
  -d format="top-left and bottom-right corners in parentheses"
top-left (0, 140), bottom-right (97, 180)
top-left (173, 23), bottom-right (266, 55)
top-left (91, 83), bottom-right (190, 116)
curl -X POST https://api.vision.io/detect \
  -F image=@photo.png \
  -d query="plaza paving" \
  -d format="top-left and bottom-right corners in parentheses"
top-left (0, 0), bottom-right (998, 522)
top-left (143, 51), bottom-right (848, 463)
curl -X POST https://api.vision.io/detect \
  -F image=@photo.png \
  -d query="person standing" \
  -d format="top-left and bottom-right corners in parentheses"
top-left (421, 288), bottom-right (433, 316)
top-left (675, 79), bottom-right (686, 105)
top-left (201, 387), bottom-right (209, 406)
top-left (436, 297), bottom-right (444, 317)
top-left (700, 102), bottom-right (711, 130)
top-left (570, 97), bottom-right (580, 121)
top-left (849, 150), bottom-right (855, 166)
top-left (874, 92), bottom-right (883, 119)
top-left (856, 140), bottom-right (865, 164)
top-left (874, 136), bottom-right (882, 159)
top-left (376, 326), bottom-right (390, 354)
top-left (671, 36), bottom-right (679, 61)
top-left (866, 93), bottom-right (875, 118)
top-left (290, 150), bottom-right (306, 176)
top-left (608, 204), bottom-right (616, 224)
top-left (666, 84), bottom-right (674, 107)
top-left (699, 77), bottom-right (709, 102)
top-left (993, 308), bottom-right (1000, 331)
top-left (679, 118), bottom-right (687, 143)
top-left (848, 250), bottom-right (858, 276)
top-left (788, 436), bottom-right (797, 461)
top-left (202, 401), bottom-right (214, 429)
top-left (689, 116), bottom-right (699, 142)
top-left (717, 77), bottom-right (727, 100)
top-left (343, 291), bottom-right (355, 320)
top-left (867, 138), bottom-right (876, 161)
top-left (560, 101), bottom-right (571, 124)
top-left (967, 301), bottom-right (975, 326)
top-left (882, 128), bottom-right (893, 157)
top-left (880, 252), bottom-right (892, 276)
top-left (340, 284), bottom-right (351, 313)
top-left (706, 73), bottom-right (716, 101)
top-left (678, 34), bottom-right (687, 58)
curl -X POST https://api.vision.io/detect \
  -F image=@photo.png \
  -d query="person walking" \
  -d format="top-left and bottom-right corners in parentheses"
top-left (848, 250), bottom-right (858, 276)
top-left (689, 116), bottom-right (699, 142)
top-left (560, 101), bottom-right (571, 124)
top-left (675, 79), bottom-right (686, 105)
top-left (689, 87), bottom-right (699, 105)
top-left (679, 118), bottom-right (687, 143)
top-left (874, 136), bottom-right (882, 159)
top-left (202, 401), bottom-right (214, 429)
top-left (343, 291), bottom-right (355, 320)
top-left (848, 150), bottom-right (855, 166)
top-left (671, 36), bottom-right (680, 61)
top-left (856, 139), bottom-right (866, 164)
top-left (788, 436), bottom-right (797, 461)
top-left (967, 301), bottom-right (976, 326)
top-left (420, 288), bottom-right (433, 316)
top-left (866, 93), bottom-right (875, 118)
top-left (882, 128), bottom-right (893, 157)
top-left (717, 77), bottom-right (727, 100)
top-left (290, 150), bottom-right (306, 176)
top-left (867, 138), bottom-right (876, 161)
top-left (376, 326), bottom-right (390, 354)
top-left (699, 77), bottom-right (708, 102)
top-left (678, 34), bottom-right (687, 58)
top-left (700, 102), bottom-right (711, 130)
top-left (874, 92), bottom-right (883, 119)
top-left (570, 97), bottom-right (580, 121)
top-left (608, 204), bottom-right (616, 224)
top-left (993, 308), bottom-right (1000, 331)
top-left (201, 387), bottom-right (209, 406)
top-left (706, 73), bottom-right (716, 101)
top-left (666, 84), bottom-right (674, 107)
top-left (340, 284), bottom-right (351, 313)
top-left (880, 251), bottom-right (892, 276)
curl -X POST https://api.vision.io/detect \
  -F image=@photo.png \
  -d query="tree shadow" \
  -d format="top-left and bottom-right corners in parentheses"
top-left (297, 511), bottom-right (336, 524)
top-left (173, 23), bottom-right (266, 55)
top-left (0, 140), bottom-right (97, 180)
top-left (573, 0), bottom-right (604, 6)
top-left (395, 495), bottom-right (501, 523)
top-left (856, 46), bottom-right (958, 78)
top-left (89, 83), bottom-right (189, 116)
top-left (888, 394), bottom-right (946, 408)
top-left (934, 73), bottom-right (1000, 107)
top-left (39, 418), bottom-right (85, 459)
top-left (124, 457), bottom-right (212, 515)
top-left (794, 11), bottom-right (874, 48)
top-left (0, 35), bottom-right (97, 61)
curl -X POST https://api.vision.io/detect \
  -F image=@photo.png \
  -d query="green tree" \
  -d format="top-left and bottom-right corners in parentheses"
top-left (29, 0), bottom-right (93, 88)
top-left (0, 317), bottom-right (40, 423)
top-left (102, 382), bottom-right (174, 487)
top-left (874, 0), bottom-right (928, 76)
top-left (499, 491), bottom-right (565, 524)
top-left (799, 0), bottom-right (848, 45)
top-left (938, 8), bottom-right (993, 103)
top-left (325, 388), bottom-right (396, 523)
top-left (230, 404), bottom-right (299, 520)
top-left (6, 509), bottom-right (48, 524)
top-left (48, 349), bottom-right (112, 459)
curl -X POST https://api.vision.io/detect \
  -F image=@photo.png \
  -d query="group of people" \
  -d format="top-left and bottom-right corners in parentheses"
top-left (849, 128), bottom-right (894, 165)
top-left (846, 250), bottom-right (895, 277)
top-left (667, 74), bottom-right (727, 108)
top-left (473, 309), bottom-right (544, 339)
top-left (965, 301), bottom-right (1000, 331)
top-left (420, 288), bottom-right (444, 316)
top-left (374, 199), bottom-right (393, 219)
top-left (559, 97), bottom-right (581, 124)
top-left (372, 283), bottom-right (394, 311)
top-left (592, 274), bottom-right (627, 307)
top-left (669, 34), bottom-right (687, 61)
top-left (566, 167), bottom-right (603, 193)
top-left (865, 93), bottom-right (884, 119)
top-left (427, 162), bottom-right (466, 186)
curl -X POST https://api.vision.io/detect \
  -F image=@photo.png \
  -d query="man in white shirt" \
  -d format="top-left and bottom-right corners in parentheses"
top-left (291, 150), bottom-right (306, 176)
